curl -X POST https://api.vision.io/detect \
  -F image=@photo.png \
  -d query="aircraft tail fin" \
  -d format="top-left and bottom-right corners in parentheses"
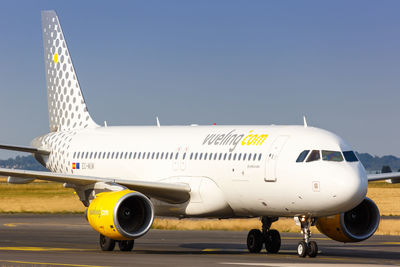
top-left (41, 10), bottom-right (98, 132)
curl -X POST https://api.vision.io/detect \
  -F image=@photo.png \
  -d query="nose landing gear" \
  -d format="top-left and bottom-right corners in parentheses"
top-left (296, 216), bottom-right (318, 258)
top-left (246, 216), bottom-right (281, 254)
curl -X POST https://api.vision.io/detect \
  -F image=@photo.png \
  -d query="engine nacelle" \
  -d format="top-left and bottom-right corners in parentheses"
top-left (316, 197), bottom-right (380, 242)
top-left (87, 189), bottom-right (154, 240)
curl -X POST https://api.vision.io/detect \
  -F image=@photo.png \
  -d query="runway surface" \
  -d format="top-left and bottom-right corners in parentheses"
top-left (0, 214), bottom-right (399, 267)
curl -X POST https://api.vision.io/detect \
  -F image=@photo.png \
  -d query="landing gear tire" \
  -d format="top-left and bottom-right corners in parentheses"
top-left (247, 229), bottom-right (263, 253)
top-left (265, 229), bottom-right (281, 254)
top-left (99, 234), bottom-right (115, 251)
top-left (297, 241), bottom-right (307, 258)
top-left (118, 240), bottom-right (134, 251)
top-left (307, 241), bottom-right (318, 257)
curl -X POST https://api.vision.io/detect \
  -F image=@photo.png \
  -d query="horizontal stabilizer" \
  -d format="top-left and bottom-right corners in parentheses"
top-left (0, 144), bottom-right (50, 155)
top-left (0, 168), bottom-right (190, 204)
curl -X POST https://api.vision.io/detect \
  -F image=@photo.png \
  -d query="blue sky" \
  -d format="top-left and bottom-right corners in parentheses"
top-left (0, 1), bottom-right (399, 159)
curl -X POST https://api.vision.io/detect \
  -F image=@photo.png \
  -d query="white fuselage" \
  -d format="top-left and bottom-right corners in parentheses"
top-left (31, 125), bottom-right (368, 218)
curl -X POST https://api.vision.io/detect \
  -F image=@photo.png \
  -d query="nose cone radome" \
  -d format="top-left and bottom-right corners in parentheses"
top-left (332, 163), bottom-right (368, 212)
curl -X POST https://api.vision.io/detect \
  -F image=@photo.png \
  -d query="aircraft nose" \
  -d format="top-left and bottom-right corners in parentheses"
top-left (332, 163), bottom-right (368, 212)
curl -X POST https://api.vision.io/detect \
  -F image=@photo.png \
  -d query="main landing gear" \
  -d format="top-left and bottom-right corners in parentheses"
top-left (99, 234), bottom-right (135, 252)
top-left (247, 216), bottom-right (281, 254)
top-left (296, 216), bottom-right (318, 258)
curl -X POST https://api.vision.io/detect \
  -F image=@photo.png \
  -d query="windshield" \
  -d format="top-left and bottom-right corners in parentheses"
top-left (322, 150), bottom-right (344, 162)
top-left (343, 151), bottom-right (359, 162)
top-left (296, 150), bottom-right (310, 162)
top-left (306, 150), bottom-right (320, 162)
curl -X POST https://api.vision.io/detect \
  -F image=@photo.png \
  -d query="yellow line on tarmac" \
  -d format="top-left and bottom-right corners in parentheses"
top-left (0, 247), bottom-right (95, 252)
top-left (202, 248), bottom-right (222, 252)
top-left (379, 242), bottom-right (400, 245)
top-left (0, 260), bottom-right (108, 267)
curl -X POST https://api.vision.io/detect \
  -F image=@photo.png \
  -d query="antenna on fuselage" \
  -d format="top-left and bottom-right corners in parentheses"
top-left (303, 116), bottom-right (308, 128)
top-left (156, 117), bottom-right (160, 128)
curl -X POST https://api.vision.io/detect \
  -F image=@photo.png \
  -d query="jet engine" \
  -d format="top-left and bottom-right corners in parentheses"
top-left (316, 197), bottom-right (380, 242)
top-left (87, 189), bottom-right (154, 240)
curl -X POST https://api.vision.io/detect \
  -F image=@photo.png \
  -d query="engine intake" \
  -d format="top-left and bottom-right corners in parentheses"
top-left (316, 197), bottom-right (380, 242)
top-left (87, 190), bottom-right (154, 240)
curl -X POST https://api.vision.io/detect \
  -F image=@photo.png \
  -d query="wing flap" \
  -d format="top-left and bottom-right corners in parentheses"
top-left (368, 172), bottom-right (400, 182)
top-left (0, 168), bottom-right (190, 204)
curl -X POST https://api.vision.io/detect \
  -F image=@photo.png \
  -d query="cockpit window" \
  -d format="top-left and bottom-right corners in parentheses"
top-left (343, 151), bottom-right (359, 162)
top-left (296, 150), bottom-right (310, 162)
top-left (306, 150), bottom-right (320, 162)
top-left (322, 150), bottom-right (344, 162)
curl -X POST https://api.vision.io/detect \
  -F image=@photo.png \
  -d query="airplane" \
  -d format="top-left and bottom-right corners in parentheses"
top-left (1, 10), bottom-right (400, 258)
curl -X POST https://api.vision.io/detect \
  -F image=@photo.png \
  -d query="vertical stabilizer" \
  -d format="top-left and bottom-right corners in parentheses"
top-left (41, 10), bottom-right (97, 132)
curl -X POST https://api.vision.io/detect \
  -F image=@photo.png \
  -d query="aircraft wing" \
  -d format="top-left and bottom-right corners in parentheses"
top-left (368, 172), bottom-right (400, 183)
top-left (0, 168), bottom-right (190, 204)
top-left (0, 144), bottom-right (50, 155)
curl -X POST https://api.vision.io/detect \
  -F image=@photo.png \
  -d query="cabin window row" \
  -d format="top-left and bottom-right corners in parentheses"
top-left (72, 151), bottom-right (263, 161)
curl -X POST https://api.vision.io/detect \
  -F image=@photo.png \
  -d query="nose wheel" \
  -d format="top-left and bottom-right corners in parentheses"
top-left (296, 216), bottom-right (318, 257)
top-left (246, 217), bottom-right (281, 254)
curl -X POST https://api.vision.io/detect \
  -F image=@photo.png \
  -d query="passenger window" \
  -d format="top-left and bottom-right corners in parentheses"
top-left (296, 150), bottom-right (310, 163)
top-left (199, 153), bottom-right (203, 160)
top-left (258, 153), bottom-right (262, 161)
top-left (111, 152), bottom-right (115, 159)
top-left (253, 154), bottom-right (257, 161)
top-left (214, 153), bottom-right (217, 160)
top-left (228, 153), bottom-right (232, 160)
top-left (133, 152), bottom-right (137, 159)
top-left (306, 150), bottom-right (320, 162)
top-left (238, 153), bottom-right (242, 161)
top-left (183, 153), bottom-right (186, 160)
top-left (248, 153), bottom-right (252, 161)
top-left (129, 152), bottom-right (132, 159)
top-left (102, 152), bottom-right (106, 159)
top-left (190, 153), bottom-right (193, 160)
top-left (195, 153), bottom-right (198, 160)
top-left (209, 153), bottom-right (213, 160)
top-left (343, 151), bottom-right (359, 162)
top-left (233, 153), bottom-right (237, 161)
top-left (120, 153), bottom-right (124, 159)
top-left (107, 152), bottom-right (110, 159)
top-left (243, 153), bottom-right (247, 161)
top-left (73, 152), bottom-right (76, 158)
top-left (170, 153), bottom-right (174, 160)
top-left (151, 152), bottom-right (155, 159)
top-left (204, 153), bottom-right (208, 160)
top-left (115, 152), bottom-right (119, 159)
top-left (156, 152), bottom-right (159, 159)
top-left (322, 150), bottom-right (344, 162)
top-left (219, 153), bottom-right (222, 160)
top-left (223, 153), bottom-right (227, 160)
top-left (165, 152), bottom-right (169, 159)
top-left (160, 152), bottom-right (164, 159)
top-left (147, 153), bottom-right (151, 159)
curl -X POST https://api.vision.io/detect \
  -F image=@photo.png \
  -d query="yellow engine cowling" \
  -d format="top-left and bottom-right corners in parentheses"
top-left (87, 189), bottom-right (154, 240)
top-left (316, 197), bottom-right (380, 243)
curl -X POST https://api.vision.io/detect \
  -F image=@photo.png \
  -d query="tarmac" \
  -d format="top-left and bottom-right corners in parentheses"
top-left (0, 214), bottom-right (399, 266)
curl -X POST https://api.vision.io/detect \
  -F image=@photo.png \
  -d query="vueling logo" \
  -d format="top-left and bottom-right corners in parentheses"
top-left (202, 130), bottom-right (268, 152)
